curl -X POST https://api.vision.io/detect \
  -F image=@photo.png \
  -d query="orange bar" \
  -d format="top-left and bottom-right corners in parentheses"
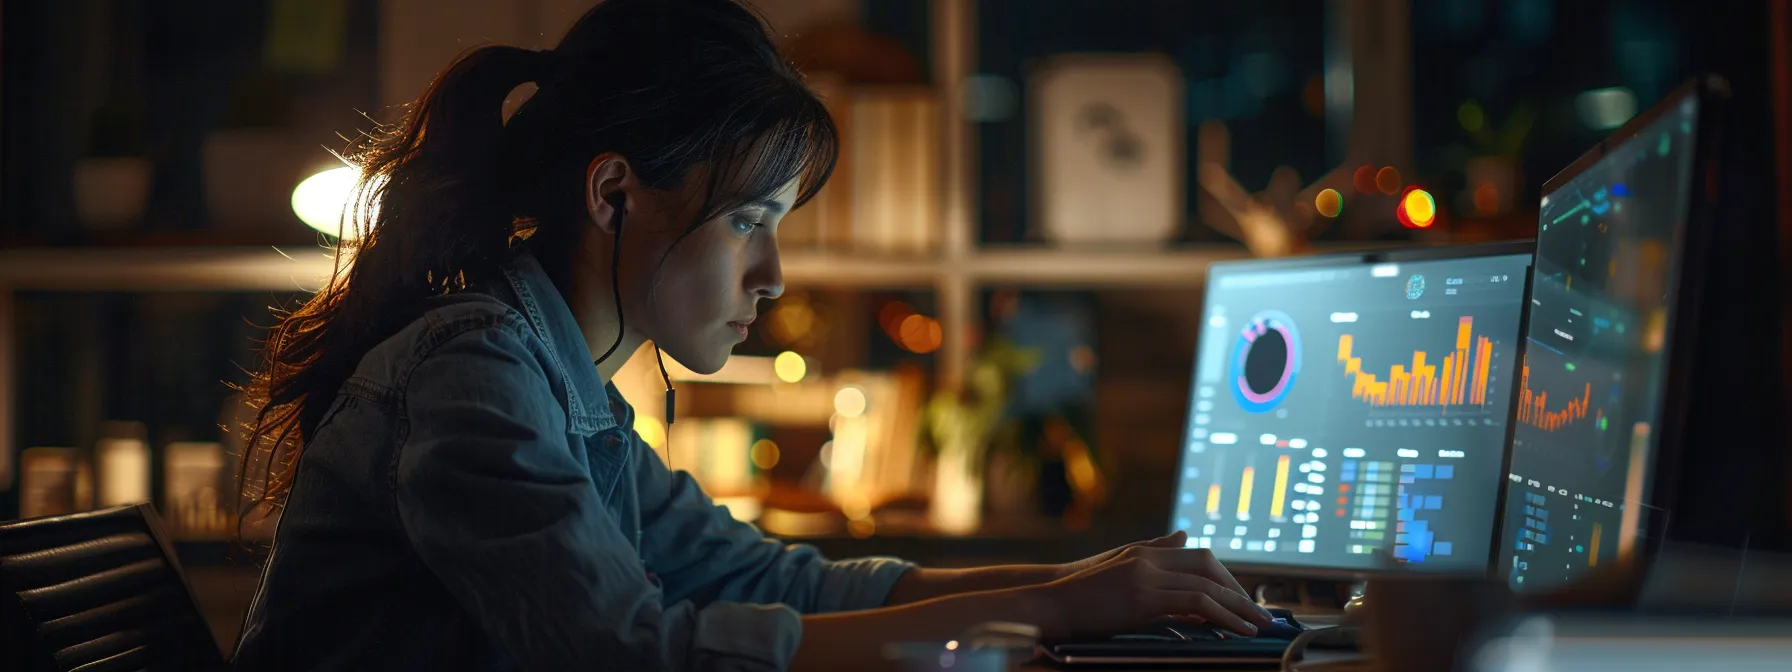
top-left (1338, 334), bottom-right (1354, 361)
top-left (1270, 455), bottom-right (1291, 518)
top-left (1391, 366), bottom-right (1406, 406)
top-left (1474, 338), bottom-right (1493, 404)
top-left (1411, 352), bottom-right (1427, 405)
top-left (1206, 483), bottom-right (1222, 515)
top-left (1589, 522), bottom-right (1603, 567)
top-left (1441, 356), bottom-right (1456, 406)
top-left (1237, 467), bottom-right (1256, 519)
top-left (1455, 317), bottom-right (1474, 405)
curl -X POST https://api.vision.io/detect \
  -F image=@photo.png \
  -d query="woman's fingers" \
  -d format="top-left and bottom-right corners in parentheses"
top-left (1169, 592), bottom-right (1258, 636)
top-left (1145, 567), bottom-right (1273, 628)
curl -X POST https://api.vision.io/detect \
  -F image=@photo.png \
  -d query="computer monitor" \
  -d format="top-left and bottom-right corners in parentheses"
top-left (1171, 242), bottom-right (1534, 575)
top-left (1496, 79), bottom-right (1726, 592)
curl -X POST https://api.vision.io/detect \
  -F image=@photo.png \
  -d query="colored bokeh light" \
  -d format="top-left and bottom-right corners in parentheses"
top-left (1396, 188), bottom-right (1438, 228)
top-left (1473, 183), bottom-right (1499, 215)
top-left (1314, 188), bottom-right (1343, 218)
top-left (1351, 165), bottom-right (1377, 194)
top-left (1375, 166), bottom-right (1403, 195)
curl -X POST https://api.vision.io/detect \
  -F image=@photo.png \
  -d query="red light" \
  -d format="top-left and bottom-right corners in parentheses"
top-left (1352, 165), bottom-right (1377, 194)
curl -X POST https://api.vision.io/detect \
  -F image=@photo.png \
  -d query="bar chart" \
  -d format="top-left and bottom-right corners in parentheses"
top-left (1516, 362), bottom-right (1599, 432)
top-left (1336, 316), bottom-right (1498, 410)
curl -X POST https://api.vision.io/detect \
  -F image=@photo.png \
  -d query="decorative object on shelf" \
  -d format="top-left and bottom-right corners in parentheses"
top-left (19, 447), bottom-right (82, 519)
top-left (920, 338), bottom-right (1037, 535)
top-left (849, 87), bottom-right (942, 255)
top-left (164, 441), bottom-right (231, 539)
top-left (94, 421), bottom-right (150, 508)
top-left (1195, 120), bottom-right (1331, 258)
top-left (986, 292), bottom-right (1106, 529)
top-left (1459, 102), bottom-right (1535, 218)
top-left (1031, 54), bottom-right (1184, 247)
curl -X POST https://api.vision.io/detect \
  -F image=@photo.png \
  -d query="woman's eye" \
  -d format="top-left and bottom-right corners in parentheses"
top-left (730, 215), bottom-right (763, 234)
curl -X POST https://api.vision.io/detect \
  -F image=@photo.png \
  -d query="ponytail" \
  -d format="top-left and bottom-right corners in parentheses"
top-left (236, 44), bottom-right (553, 524)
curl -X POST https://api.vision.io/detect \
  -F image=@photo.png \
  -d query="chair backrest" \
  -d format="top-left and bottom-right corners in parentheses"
top-left (1, 503), bottom-right (225, 672)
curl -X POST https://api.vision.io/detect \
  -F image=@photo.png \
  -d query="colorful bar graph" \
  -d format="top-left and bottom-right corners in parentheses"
top-left (1270, 455), bottom-right (1291, 518)
top-left (1516, 362), bottom-right (1594, 431)
top-left (1236, 467), bottom-right (1256, 519)
top-left (1337, 316), bottom-right (1497, 408)
top-left (1206, 484), bottom-right (1222, 516)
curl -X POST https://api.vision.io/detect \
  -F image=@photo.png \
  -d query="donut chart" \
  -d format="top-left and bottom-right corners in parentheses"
top-left (1230, 310), bottom-right (1302, 413)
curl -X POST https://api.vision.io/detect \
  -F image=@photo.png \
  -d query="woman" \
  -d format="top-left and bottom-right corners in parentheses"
top-left (231, 1), bottom-right (1272, 669)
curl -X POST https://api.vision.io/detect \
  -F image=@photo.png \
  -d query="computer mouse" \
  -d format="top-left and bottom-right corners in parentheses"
top-left (1252, 617), bottom-right (1306, 641)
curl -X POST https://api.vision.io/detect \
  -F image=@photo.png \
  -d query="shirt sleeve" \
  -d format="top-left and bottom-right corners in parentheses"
top-left (395, 322), bottom-right (801, 671)
top-left (630, 417), bottom-right (914, 614)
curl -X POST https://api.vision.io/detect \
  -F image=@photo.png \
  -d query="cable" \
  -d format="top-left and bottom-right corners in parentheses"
top-left (591, 199), bottom-right (677, 467)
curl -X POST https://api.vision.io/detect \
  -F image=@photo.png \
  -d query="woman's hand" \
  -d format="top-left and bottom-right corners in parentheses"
top-left (1055, 530), bottom-right (1197, 580)
top-left (1030, 532), bottom-right (1273, 640)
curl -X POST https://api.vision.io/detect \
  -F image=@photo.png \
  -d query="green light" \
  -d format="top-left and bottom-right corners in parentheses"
top-left (1565, 362), bottom-right (1576, 371)
top-left (1582, 214), bottom-right (1590, 224)
top-left (1598, 416), bottom-right (1609, 431)
top-left (1658, 133), bottom-right (1671, 156)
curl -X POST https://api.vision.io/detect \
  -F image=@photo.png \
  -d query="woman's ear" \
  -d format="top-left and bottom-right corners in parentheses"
top-left (585, 153), bottom-right (634, 234)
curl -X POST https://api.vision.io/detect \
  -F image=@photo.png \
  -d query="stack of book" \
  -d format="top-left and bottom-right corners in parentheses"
top-left (778, 78), bottom-right (942, 255)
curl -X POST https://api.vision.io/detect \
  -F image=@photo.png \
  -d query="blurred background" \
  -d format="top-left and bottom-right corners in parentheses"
top-left (1, 0), bottom-right (1787, 653)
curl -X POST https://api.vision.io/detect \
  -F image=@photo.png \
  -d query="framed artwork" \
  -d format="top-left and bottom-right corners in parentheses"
top-left (1030, 54), bottom-right (1185, 246)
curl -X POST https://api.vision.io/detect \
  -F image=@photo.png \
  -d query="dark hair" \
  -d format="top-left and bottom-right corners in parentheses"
top-left (236, 0), bottom-right (837, 525)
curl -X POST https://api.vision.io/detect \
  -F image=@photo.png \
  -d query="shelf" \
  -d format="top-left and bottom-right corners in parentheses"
top-left (0, 245), bottom-right (1268, 292)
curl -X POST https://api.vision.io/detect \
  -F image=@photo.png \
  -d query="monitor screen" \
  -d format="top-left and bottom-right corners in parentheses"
top-left (1498, 95), bottom-right (1701, 591)
top-left (1172, 249), bottom-right (1532, 573)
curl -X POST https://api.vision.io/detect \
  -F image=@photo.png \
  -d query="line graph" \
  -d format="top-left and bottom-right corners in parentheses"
top-left (1516, 362), bottom-right (1599, 432)
top-left (1337, 316), bottom-right (1496, 409)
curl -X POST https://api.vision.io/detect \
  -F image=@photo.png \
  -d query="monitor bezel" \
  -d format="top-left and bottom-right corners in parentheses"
top-left (1175, 240), bottom-right (1536, 580)
top-left (1500, 76), bottom-right (1731, 594)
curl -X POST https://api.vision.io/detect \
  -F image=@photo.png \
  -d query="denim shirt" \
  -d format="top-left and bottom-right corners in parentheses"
top-left (232, 251), bottom-right (913, 671)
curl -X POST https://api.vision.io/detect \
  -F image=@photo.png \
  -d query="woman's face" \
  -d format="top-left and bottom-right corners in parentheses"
top-left (586, 159), bottom-right (793, 375)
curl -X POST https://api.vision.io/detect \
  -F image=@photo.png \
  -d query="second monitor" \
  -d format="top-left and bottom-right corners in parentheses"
top-left (1172, 243), bottom-right (1533, 574)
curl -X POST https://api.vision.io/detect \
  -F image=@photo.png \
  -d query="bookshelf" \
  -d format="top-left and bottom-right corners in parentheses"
top-left (0, 241), bottom-right (1256, 493)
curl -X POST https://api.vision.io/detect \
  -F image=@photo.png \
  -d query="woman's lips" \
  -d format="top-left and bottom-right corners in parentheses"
top-left (728, 320), bottom-right (752, 339)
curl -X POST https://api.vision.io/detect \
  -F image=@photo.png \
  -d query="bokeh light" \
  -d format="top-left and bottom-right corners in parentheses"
top-left (773, 351), bottom-right (807, 383)
top-left (1374, 166), bottom-right (1403, 195)
top-left (633, 414), bottom-right (666, 451)
top-left (1351, 165), bottom-right (1377, 194)
top-left (1473, 183), bottom-right (1500, 215)
top-left (1314, 188), bottom-right (1343, 218)
top-left (749, 439), bottom-right (780, 470)
top-left (834, 386), bottom-right (868, 418)
top-left (1396, 188), bottom-right (1438, 228)
top-left (897, 314), bottom-right (943, 354)
top-left (1458, 100), bottom-right (1485, 132)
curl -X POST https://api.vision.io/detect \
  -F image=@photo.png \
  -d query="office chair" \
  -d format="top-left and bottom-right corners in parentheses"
top-left (1, 503), bottom-right (226, 671)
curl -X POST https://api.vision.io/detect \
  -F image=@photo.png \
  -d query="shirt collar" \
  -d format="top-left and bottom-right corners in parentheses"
top-left (500, 251), bottom-right (617, 434)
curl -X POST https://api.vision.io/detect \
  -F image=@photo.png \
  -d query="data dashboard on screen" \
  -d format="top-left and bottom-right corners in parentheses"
top-left (1171, 250), bottom-right (1531, 573)
top-left (1498, 95), bottom-right (1700, 591)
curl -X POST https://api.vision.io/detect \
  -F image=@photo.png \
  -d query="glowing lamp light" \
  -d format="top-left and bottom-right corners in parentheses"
top-left (292, 166), bottom-right (363, 239)
top-left (1314, 188), bottom-right (1343, 218)
top-left (1396, 188), bottom-right (1438, 229)
top-left (773, 351), bottom-right (807, 383)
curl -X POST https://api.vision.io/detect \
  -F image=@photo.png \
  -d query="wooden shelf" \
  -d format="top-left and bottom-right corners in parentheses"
top-left (0, 245), bottom-right (1264, 292)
